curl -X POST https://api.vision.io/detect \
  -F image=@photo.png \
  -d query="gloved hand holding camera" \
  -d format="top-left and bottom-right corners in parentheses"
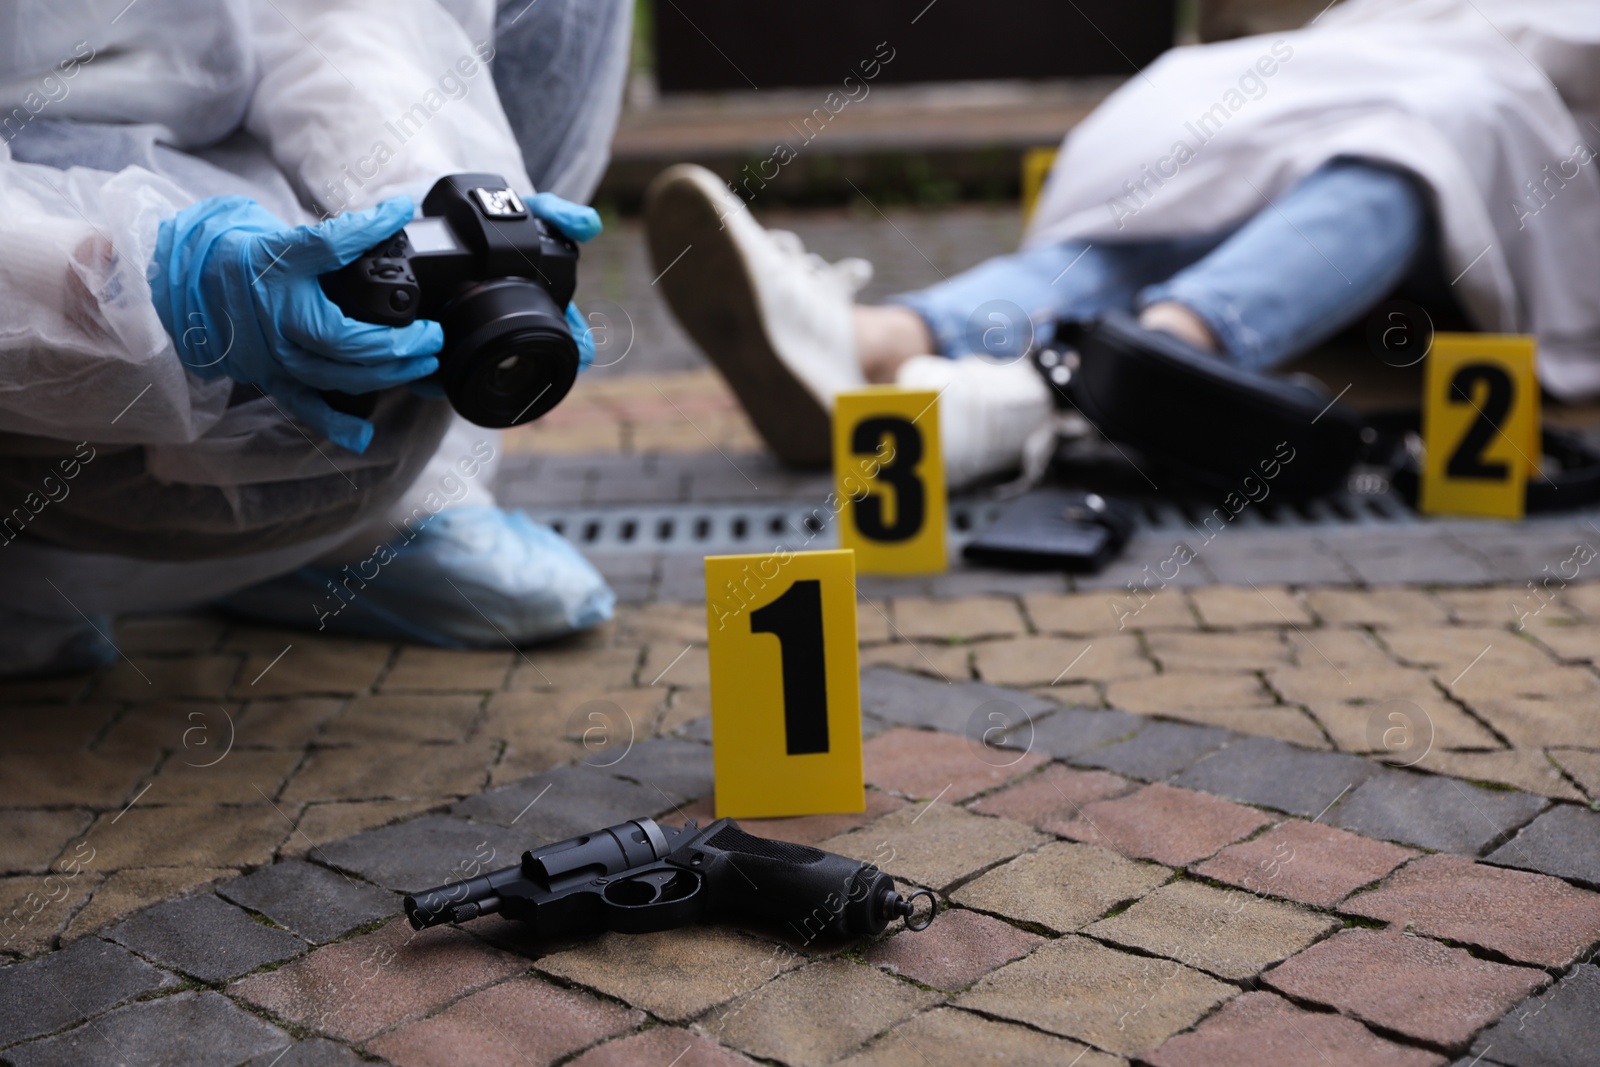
top-left (151, 175), bottom-right (600, 453)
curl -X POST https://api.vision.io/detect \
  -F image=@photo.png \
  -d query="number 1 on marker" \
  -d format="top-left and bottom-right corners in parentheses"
top-left (705, 549), bottom-right (864, 818)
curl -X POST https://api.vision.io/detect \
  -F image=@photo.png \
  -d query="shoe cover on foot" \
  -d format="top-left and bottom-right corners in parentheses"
top-left (0, 608), bottom-right (117, 678)
top-left (219, 506), bottom-right (615, 647)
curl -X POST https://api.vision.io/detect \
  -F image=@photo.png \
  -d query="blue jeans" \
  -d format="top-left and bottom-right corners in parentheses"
top-left (890, 159), bottom-right (1431, 372)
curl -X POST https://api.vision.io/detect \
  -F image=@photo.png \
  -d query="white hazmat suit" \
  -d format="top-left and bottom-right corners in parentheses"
top-left (0, 0), bottom-right (632, 668)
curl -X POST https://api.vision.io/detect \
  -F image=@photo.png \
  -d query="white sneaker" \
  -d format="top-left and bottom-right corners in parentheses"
top-left (895, 355), bottom-right (1054, 489)
top-left (644, 164), bottom-right (872, 467)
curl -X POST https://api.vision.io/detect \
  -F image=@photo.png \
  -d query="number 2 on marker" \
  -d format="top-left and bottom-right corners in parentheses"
top-left (1420, 333), bottom-right (1538, 520)
top-left (705, 549), bottom-right (863, 818)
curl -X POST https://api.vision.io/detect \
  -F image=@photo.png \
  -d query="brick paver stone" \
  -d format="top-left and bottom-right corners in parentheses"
top-left (976, 634), bottom-right (1154, 687)
top-left (105, 892), bottom-right (304, 983)
top-left (1144, 990), bottom-right (1447, 1067)
top-left (1024, 706), bottom-right (1146, 759)
top-left (1151, 705), bottom-right (1333, 749)
top-left (1551, 747), bottom-right (1600, 797)
top-left (862, 727), bottom-right (1046, 801)
top-left (701, 959), bottom-right (940, 1067)
top-left (1108, 672), bottom-right (1273, 713)
top-left (454, 764), bottom-right (671, 837)
top-left (600, 737), bottom-right (714, 803)
top-left (1084, 879), bottom-right (1337, 981)
top-left (1469, 693), bottom-right (1600, 749)
top-left (1467, 963), bottom-right (1600, 1067)
top-left (957, 935), bottom-right (1234, 1056)
top-left (1330, 773), bottom-right (1547, 855)
top-left (1, 810), bottom-right (92, 873)
top-left (891, 595), bottom-right (1026, 640)
top-left (320, 694), bottom-right (482, 744)
top-left (315, 814), bottom-right (527, 893)
top-left (1341, 853), bottom-right (1600, 968)
top-left (1486, 803), bottom-right (1600, 887)
top-left (1413, 748), bottom-right (1585, 802)
top-left (1189, 585), bottom-right (1312, 629)
top-left (951, 841), bottom-right (1170, 933)
top-left (230, 917), bottom-right (527, 1042)
top-left (859, 668), bottom-right (1055, 737)
top-left (0, 751), bottom-right (151, 807)
top-left (820, 804), bottom-right (1047, 891)
top-left (1144, 631), bottom-right (1292, 673)
top-left (245, 1037), bottom-right (369, 1066)
top-left (1261, 929), bottom-right (1547, 1051)
top-left (1054, 783), bottom-right (1272, 866)
top-left (73, 802), bottom-right (293, 869)
top-left (241, 641), bottom-right (388, 698)
top-left (0, 935), bottom-right (178, 1047)
top-left (366, 975), bottom-right (642, 1067)
top-left (217, 859), bottom-right (398, 944)
top-left (837, 1006), bottom-right (1127, 1067)
top-left (1071, 721), bottom-right (1237, 781)
top-left (380, 646), bottom-right (513, 691)
top-left (1025, 589), bottom-right (1196, 633)
top-left (534, 927), bottom-right (803, 1022)
top-left (862, 907), bottom-right (1043, 989)
top-left (968, 763), bottom-right (1135, 827)
top-left (4, 990), bottom-right (286, 1067)
top-left (858, 639), bottom-right (972, 680)
top-left (1193, 819), bottom-right (1418, 907)
top-left (1304, 588), bottom-right (1448, 626)
top-left (1173, 736), bottom-right (1381, 819)
top-left (61, 866), bottom-right (233, 942)
top-left (281, 740), bottom-right (495, 803)
top-left (567, 1027), bottom-right (757, 1067)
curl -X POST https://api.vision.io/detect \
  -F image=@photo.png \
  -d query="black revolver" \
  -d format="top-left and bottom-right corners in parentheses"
top-left (404, 817), bottom-right (936, 941)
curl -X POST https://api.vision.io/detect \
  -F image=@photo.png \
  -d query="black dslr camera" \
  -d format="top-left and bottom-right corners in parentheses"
top-left (321, 173), bottom-right (580, 428)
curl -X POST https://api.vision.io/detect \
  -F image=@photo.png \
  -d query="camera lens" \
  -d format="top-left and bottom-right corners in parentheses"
top-left (437, 279), bottom-right (580, 428)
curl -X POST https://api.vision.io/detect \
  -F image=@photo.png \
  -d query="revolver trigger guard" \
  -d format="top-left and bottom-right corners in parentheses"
top-left (600, 866), bottom-right (704, 934)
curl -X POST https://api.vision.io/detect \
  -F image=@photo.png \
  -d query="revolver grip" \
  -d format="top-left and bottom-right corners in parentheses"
top-left (680, 822), bottom-right (911, 940)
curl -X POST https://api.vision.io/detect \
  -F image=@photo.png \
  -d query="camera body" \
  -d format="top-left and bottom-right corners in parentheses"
top-left (321, 173), bottom-right (580, 428)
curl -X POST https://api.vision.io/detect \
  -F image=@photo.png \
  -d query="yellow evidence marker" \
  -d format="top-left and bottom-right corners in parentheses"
top-left (1022, 147), bottom-right (1059, 223)
top-left (704, 548), bottom-right (864, 818)
top-left (1420, 333), bottom-right (1540, 521)
top-left (832, 387), bottom-right (948, 575)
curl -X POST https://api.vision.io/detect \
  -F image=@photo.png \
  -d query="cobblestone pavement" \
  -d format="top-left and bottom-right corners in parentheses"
top-left (4, 579), bottom-right (1599, 1064)
top-left (5, 201), bottom-right (1600, 1064)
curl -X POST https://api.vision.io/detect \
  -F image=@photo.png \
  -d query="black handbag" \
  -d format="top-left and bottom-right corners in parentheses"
top-left (1036, 311), bottom-right (1366, 500)
top-left (1036, 311), bottom-right (1600, 512)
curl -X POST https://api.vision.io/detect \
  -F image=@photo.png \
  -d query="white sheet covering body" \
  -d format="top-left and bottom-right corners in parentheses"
top-left (1026, 0), bottom-right (1600, 399)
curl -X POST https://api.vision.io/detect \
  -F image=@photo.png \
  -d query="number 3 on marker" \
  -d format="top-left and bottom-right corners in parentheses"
top-left (834, 388), bottom-right (948, 574)
top-left (1420, 333), bottom-right (1538, 520)
top-left (705, 549), bottom-right (863, 818)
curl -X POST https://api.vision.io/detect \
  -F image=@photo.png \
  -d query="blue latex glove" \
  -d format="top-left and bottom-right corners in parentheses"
top-left (526, 192), bottom-right (602, 242)
top-left (528, 192), bottom-right (602, 372)
top-left (150, 196), bottom-right (444, 453)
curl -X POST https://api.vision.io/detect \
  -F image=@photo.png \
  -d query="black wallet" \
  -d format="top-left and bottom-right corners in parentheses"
top-left (962, 489), bottom-right (1135, 572)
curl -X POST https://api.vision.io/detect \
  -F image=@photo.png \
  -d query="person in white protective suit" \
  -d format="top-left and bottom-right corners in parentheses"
top-left (0, 0), bottom-right (635, 676)
top-left (644, 0), bottom-right (1600, 487)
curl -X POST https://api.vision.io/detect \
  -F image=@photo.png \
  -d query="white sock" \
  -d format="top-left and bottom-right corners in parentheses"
top-left (894, 355), bottom-right (1053, 489)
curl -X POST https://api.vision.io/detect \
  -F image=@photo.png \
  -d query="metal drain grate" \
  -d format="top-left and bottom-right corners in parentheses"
top-left (524, 480), bottom-right (1413, 555)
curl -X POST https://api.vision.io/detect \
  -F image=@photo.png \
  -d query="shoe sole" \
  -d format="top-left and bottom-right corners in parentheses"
top-left (644, 169), bottom-right (833, 468)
